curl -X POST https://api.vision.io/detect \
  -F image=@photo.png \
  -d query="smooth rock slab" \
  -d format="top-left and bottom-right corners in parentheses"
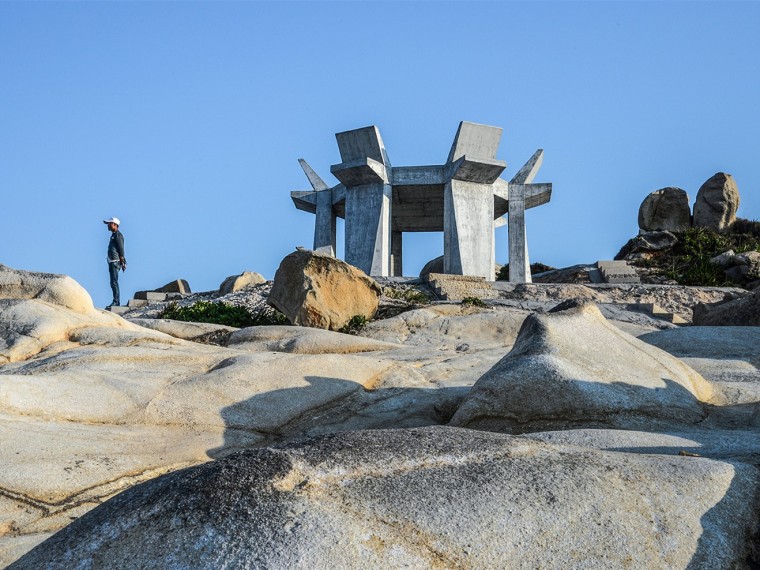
top-left (11, 427), bottom-right (760, 569)
top-left (228, 325), bottom-right (400, 354)
top-left (449, 302), bottom-right (715, 432)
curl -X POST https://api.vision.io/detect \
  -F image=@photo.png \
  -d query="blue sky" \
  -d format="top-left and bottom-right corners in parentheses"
top-left (1, 1), bottom-right (758, 306)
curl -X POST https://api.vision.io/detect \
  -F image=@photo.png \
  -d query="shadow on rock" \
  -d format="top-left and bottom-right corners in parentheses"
top-left (207, 375), bottom-right (468, 459)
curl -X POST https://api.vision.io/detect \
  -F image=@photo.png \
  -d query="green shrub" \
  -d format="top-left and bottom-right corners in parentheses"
top-left (461, 296), bottom-right (486, 307)
top-left (339, 314), bottom-right (368, 334)
top-left (383, 287), bottom-right (431, 304)
top-left (160, 301), bottom-right (288, 328)
top-left (629, 226), bottom-right (760, 286)
top-left (496, 262), bottom-right (555, 281)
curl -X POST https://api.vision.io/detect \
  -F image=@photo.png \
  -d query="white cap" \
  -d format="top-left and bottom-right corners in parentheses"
top-left (103, 217), bottom-right (121, 226)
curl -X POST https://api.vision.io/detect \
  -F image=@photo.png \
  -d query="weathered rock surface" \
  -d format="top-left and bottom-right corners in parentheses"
top-left (615, 230), bottom-right (678, 260)
top-left (3, 265), bottom-right (760, 568)
top-left (0, 265), bottom-right (94, 313)
top-left (268, 249), bottom-right (381, 331)
top-left (638, 187), bottom-right (691, 232)
top-left (693, 289), bottom-right (760, 326)
top-left (450, 302), bottom-right (715, 432)
top-left (227, 325), bottom-right (400, 354)
top-left (11, 427), bottom-right (760, 570)
top-left (129, 318), bottom-right (238, 345)
top-left (219, 271), bottom-right (266, 295)
top-left (693, 172), bottom-right (740, 230)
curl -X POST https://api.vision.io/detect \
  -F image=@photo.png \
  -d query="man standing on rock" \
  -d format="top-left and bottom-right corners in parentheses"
top-left (104, 217), bottom-right (126, 308)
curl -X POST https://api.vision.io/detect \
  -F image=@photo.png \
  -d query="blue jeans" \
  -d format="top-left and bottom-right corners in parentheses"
top-left (108, 262), bottom-right (120, 306)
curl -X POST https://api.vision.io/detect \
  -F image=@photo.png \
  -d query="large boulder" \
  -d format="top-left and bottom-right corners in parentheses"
top-left (638, 187), bottom-right (691, 232)
top-left (449, 301), bottom-right (715, 432)
top-left (268, 250), bottom-right (381, 331)
top-left (692, 172), bottom-right (740, 231)
top-left (11, 427), bottom-right (760, 569)
top-left (693, 289), bottom-right (760, 326)
top-left (0, 265), bottom-right (94, 313)
top-left (219, 271), bottom-right (266, 295)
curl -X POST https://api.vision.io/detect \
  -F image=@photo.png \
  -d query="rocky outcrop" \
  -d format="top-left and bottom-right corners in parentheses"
top-left (268, 250), bottom-right (381, 331)
top-left (155, 279), bottom-right (191, 294)
top-left (638, 187), bottom-right (691, 232)
top-left (450, 302), bottom-right (714, 432)
top-left (0, 265), bottom-right (94, 313)
top-left (219, 271), bottom-right (266, 295)
top-left (11, 427), bottom-right (760, 570)
top-left (615, 230), bottom-right (678, 260)
top-left (693, 289), bottom-right (760, 326)
top-left (693, 172), bottom-right (740, 230)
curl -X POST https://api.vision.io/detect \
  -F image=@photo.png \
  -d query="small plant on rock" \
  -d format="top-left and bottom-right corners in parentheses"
top-left (339, 314), bottom-right (368, 335)
top-left (461, 296), bottom-right (486, 308)
top-left (383, 287), bottom-right (431, 304)
top-left (159, 301), bottom-right (288, 328)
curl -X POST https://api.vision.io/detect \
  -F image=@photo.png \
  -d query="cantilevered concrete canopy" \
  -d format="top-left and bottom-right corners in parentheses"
top-left (291, 121), bottom-right (552, 281)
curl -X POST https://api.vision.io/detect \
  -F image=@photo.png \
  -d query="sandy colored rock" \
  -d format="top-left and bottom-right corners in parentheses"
top-left (450, 302), bottom-right (715, 432)
top-left (638, 187), bottom-right (691, 232)
top-left (11, 427), bottom-right (760, 570)
top-left (692, 172), bottom-right (740, 230)
top-left (219, 271), bottom-right (266, 295)
top-left (0, 265), bottom-right (94, 313)
top-left (268, 249), bottom-right (381, 331)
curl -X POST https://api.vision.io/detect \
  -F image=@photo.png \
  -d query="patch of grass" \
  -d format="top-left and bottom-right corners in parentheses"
top-left (461, 296), bottom-right (486, 307)
top-left (160, 301), bottom-right (288, 328)
top-left (383, 287), bottom-right (431, 304)
top-left (628, 226), bottom-right (760, 286)
top-left (339, 314), bottom-right (368, 334)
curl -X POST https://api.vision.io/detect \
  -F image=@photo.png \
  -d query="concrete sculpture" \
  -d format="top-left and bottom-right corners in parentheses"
top-left (291, 121), bottom-right (552, 282)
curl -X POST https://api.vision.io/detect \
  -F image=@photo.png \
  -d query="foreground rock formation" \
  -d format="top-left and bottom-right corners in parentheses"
top-left (1, 264), bottom-right (759, 568)
top-left (10, 427), bottom-right (760, 569)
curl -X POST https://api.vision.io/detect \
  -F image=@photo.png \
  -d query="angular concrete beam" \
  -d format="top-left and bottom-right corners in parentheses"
top-left (298, 159), bottom-right (330, 191)
top-left (510, 149), bottom-right (544, 184)
top-left (335, 125), bottom-right (389, 164)
top-left (447, 121), bottom-right (503, 163)
top-left (391, 165), bottom-right (445, 186)
top-left (331, 157), bottom-right (388, 186)
top-left (524, 183), bottom-right (552, 209)
top-left (291, 190), bottom-right (318, 214)
top-left (449, 155), bottom-right (506, 184)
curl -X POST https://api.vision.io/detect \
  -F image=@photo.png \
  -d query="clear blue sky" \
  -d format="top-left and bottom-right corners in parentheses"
top-left (2, 1), bottom-right (758, 306)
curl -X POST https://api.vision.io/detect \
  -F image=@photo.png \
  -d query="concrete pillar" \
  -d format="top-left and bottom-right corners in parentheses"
top-left (508, 183), bottom-right (531, 283)
top-left (330, 126), bottom-right (393, 276)
top-left (344, 183), bottom-right (392, 275)
top-left (444, 180), bottom-right (495, 279)
top-left (313, 189), bottom-right (336, 256)
top-left (443, 122), bottom-right (506, 280)
top-left (391, 230), bottom-right (403, 276)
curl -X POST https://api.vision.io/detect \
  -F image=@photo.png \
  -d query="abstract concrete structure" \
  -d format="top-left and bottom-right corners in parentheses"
top-left (292, 121), bottom-right (552, 282)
